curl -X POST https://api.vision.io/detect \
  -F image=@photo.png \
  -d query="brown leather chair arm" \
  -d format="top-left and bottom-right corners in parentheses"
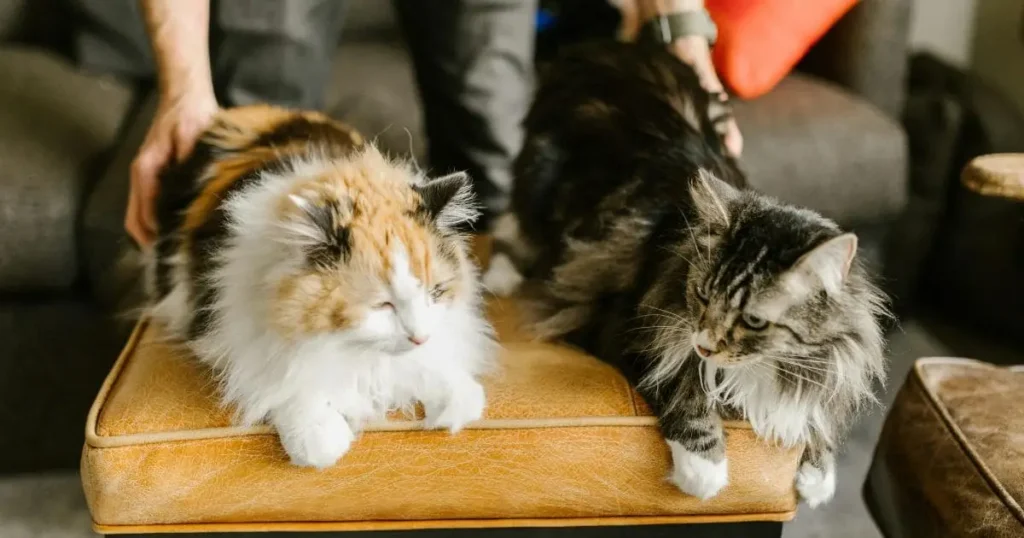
top-left (961, 153), bottom-right (1024, 201)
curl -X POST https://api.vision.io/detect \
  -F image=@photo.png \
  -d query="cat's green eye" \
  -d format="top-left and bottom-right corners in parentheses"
top-left (430, 284), bottom-right (447, 301)
top-left (742, 313), bottom-right (768, 330)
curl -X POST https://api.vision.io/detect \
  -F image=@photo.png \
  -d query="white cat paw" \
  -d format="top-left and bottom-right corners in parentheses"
top-left (276, 407), bottom-right (354, 469)
top-left (425, 379), bottom-right (486, 434)
top-left (796, 462), bottom-right (836, 508)
top-left (667, 440), bottom-right (729, 500)
top-left (482, 253), bottom-right (523, 297)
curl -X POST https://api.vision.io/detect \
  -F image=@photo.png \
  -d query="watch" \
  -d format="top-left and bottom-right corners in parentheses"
top-left (643, 10), bottom-right (718, 47)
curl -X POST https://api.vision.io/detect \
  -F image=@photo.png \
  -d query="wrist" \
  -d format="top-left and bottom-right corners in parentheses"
top-left (637, 1), bottom-right (717, 48)
top-left (638, 0), bottom-right (704, 21)
top-left (158, 64), bottom-right (214, 103)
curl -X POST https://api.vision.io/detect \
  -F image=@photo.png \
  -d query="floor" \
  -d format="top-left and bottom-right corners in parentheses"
top-left (1, 317), bottom-right (1019, 538)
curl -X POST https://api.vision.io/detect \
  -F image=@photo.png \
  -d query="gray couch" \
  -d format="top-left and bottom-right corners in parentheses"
top-left (0, 0), bottom-right (911, 474)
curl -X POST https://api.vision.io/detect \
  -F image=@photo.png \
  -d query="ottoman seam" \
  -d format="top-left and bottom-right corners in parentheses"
top-left (90, 511), bottom-right (798, 534)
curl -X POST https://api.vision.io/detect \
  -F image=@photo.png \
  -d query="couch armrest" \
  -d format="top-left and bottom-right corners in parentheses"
top-left (799, 0), bottom-right (914, 118)
top-left (961, 154), bottom-right (1024, 201)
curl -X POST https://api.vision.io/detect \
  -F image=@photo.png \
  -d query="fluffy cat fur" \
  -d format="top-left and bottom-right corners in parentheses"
top-left (484, 41), bottom-right (888, 507)
top-left (144, 105), bottom-right (496, 469)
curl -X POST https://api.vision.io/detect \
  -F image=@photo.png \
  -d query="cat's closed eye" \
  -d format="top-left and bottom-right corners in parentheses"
top-left (741, 312), bottom-right (768, 330)
top-left (375, 301), bottom-right (395, 311)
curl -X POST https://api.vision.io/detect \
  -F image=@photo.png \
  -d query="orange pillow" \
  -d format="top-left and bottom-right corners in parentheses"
top-left (706, 0), bottom-right (858, 99)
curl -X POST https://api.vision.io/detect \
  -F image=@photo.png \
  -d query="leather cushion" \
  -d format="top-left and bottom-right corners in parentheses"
top-left (81, 267), bottom-right (801, 533)
top-left (864, 358), bottom-right (1024, 538)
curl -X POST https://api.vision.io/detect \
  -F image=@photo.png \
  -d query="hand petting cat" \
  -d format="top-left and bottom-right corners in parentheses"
top-left (614, 0), bottom-right (743, 157)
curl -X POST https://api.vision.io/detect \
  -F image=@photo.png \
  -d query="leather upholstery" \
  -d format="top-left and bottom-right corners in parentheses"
top-left (81, 243), bottom-right (800, 533)
top-left (864, 358), bottom-right (1024, 538)
top-left (961, 153), bottom-right (1024, 200)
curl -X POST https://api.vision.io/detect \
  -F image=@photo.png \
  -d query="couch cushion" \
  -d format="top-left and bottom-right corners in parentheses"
top-left (0, 47), bottom-right (132, 292)
top-left (735, 73), bottom-right (908, 226)
top-left (864, 358), bottom-right (1024, 538)
top-left (81, 279), bottom-right (802, 533)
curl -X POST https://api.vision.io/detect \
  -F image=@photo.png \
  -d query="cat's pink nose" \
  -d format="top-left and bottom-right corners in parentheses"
top-left (695, 345), bottom-right (713, 358)
top-left (408, 335), bottom-right (429, 346)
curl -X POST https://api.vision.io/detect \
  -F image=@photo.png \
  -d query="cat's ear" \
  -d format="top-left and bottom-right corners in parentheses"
top-left (414, 171), bottom-right (480, 229)
top-left (284, 192), bottom-right (353, 263)
top-left (690, 169), bottom-right (740, 228)
top-left (786, 233), bottom-right (858, 296)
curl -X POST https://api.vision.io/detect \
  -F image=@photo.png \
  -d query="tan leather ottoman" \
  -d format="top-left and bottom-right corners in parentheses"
top-left (864, 358), bottom-right (1024, 538)
top-left (81, 294), bottom-right (801, 536)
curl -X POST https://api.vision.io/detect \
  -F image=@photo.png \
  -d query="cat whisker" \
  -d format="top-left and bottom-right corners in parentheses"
top-left (769, 354), bottom-right (836, 365)
top-left (677, 207), bottom-right (706, 264)
top-left (774, 368), bottom-right (830, 392)
top-left (635, 307), bottom-right (691, 327)
top-left (768, 358), bottom-right (832, 374)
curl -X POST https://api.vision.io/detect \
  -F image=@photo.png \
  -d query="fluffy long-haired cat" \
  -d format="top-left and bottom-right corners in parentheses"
top-left (484, 42), bottom-right (888, 507)
top-left (144, 105), bottom-right (496, 469)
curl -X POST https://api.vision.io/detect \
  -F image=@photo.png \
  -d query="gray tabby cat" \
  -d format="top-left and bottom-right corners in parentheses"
top-left (484, 41), bottom-right (888, 507)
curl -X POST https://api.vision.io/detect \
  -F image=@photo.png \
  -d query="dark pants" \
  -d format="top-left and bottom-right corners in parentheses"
top-left (71, 0), bottom-right (536, 218)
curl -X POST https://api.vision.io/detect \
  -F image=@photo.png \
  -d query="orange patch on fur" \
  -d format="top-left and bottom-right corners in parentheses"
top-left (182, 105), bottom-right (363, 237)
top-left (203, 105), bottom-right (360, 151)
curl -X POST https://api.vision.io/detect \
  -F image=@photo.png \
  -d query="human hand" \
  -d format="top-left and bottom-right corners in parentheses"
top-left (126, 90), bottom-right (218, 248)
top-left (669, 35), bottom-right (743, 157)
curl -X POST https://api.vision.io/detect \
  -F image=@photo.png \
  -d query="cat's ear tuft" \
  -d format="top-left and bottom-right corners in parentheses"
top-left (690, 169), bottom-right (740, 227)
top-left (283, 192), bottom-right (353, 264)
top-left (788, 233), bottom-right (858, 296)
top-left (288, 193), bottom-right (314, 213)
top-left (414, 171), bottom-right (480, 229)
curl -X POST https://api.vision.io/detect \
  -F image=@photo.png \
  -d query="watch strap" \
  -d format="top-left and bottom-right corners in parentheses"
top-left (643, 10), bottom-right (718, 46)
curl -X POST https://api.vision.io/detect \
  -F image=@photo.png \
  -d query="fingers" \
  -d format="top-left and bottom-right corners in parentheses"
top-left (127, 137), bottom-right (170, 249)
top-left (124, 185), bottom-right (148, 248)
top-left (723, 120), bottom-right (743, 158)
top-left (668, 37), bottom-right (743, 158)
top-left (124, 92), bottom-right (217, 249)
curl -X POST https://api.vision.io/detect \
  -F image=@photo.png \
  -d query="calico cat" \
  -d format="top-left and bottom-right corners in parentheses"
top-left (144, 105), bottom-right (496, 469)
top-left (484, 42), bottom-right (887, 507)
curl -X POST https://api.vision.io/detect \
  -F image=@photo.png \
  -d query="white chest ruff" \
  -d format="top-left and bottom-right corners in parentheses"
top-left (704, 361), bottom-right (826, 448)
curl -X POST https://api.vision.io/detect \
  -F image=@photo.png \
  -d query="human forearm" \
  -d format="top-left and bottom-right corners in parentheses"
top-left (128, 0), bottom-right (218, 248)
top-left (140, 0), bottom-right (213, 99)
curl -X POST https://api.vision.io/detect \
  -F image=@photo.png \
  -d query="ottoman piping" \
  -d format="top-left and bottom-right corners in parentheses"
top-left (92, 512), bottom-right (797, 535)
top-left (86, 321), bottom-right (756, 449)
top-left (913, 357), bottom-right (1024, 527)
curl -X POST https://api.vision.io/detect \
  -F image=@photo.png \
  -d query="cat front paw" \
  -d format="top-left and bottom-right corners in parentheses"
top-left (481, 253), bottom-right (523, 297)
top-left (425, 379), bottom-right (486, 433)
top-left (275, 405), bottom-right (355, 469)
top-left (795, 461), bottom-right (836, 508)
top-left (667, 440), bottom-right (729, 500)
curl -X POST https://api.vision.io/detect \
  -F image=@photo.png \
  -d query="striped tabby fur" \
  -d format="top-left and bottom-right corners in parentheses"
top-left (484, 42), bottom-right (888, 507)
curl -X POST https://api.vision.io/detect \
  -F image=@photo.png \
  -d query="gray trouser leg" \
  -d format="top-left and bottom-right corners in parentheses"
top-left (70, 0), bottom-right (345, 110)
top-left (70, 0), bottom-right (154, 79)
top-left (212, 0), bottom-right (347, 109)
top-left (393, 0), bottom-right (537, 221)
